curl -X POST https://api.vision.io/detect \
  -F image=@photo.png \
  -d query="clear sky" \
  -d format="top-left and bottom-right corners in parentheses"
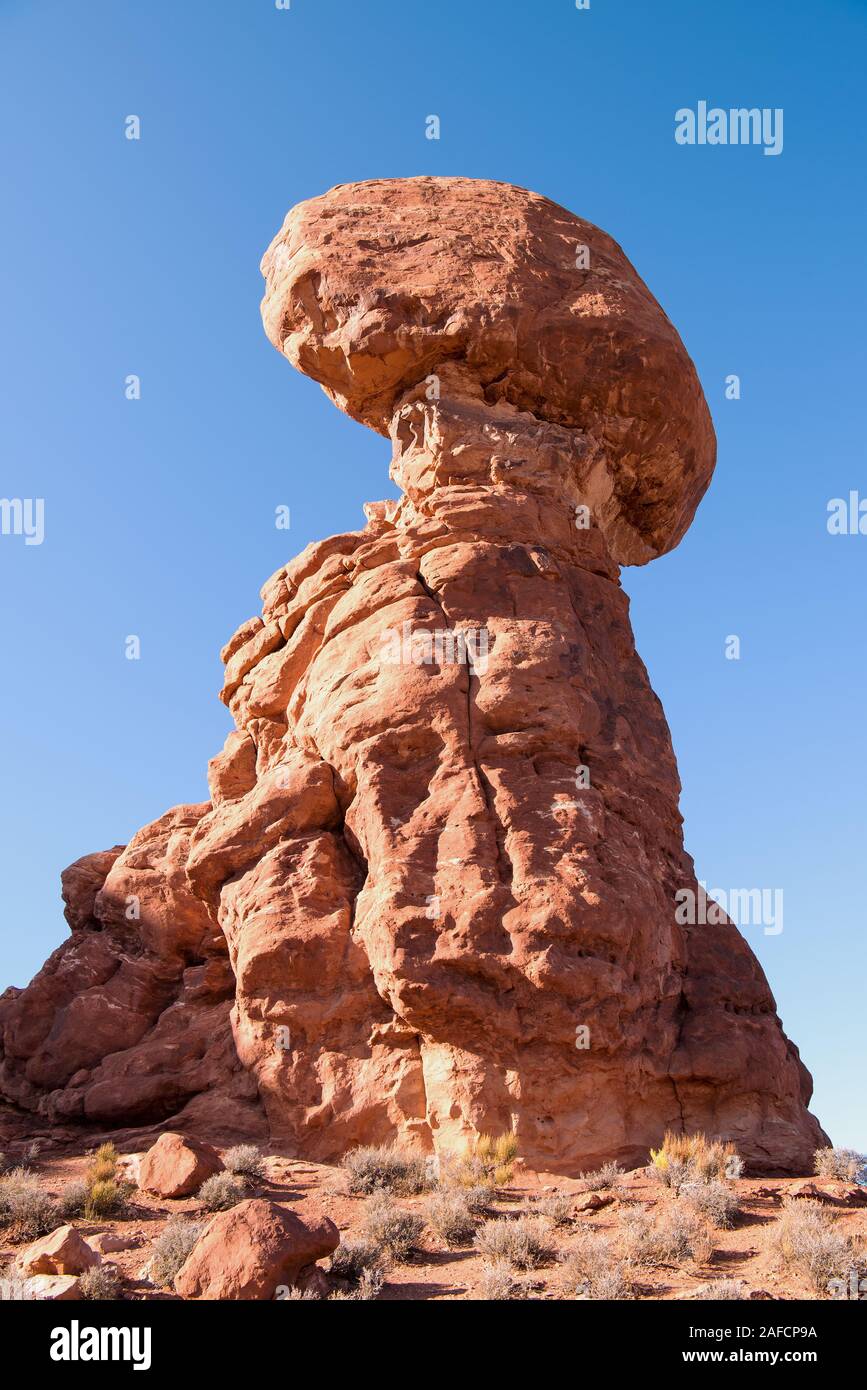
top-left (1, 0), bottom-right (864, 1150)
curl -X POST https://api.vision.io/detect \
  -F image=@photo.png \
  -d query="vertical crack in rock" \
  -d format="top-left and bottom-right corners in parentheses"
top-left (415, 565), bottom-right (514, 891)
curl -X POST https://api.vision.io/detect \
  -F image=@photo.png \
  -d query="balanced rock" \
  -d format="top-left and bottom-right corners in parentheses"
top-left (138, 1131), bottom-right (222, 1198)
top-left (173, 1197), bottom-right (339, 1300)
top-left (0, 177), bottom-right (826, 1175)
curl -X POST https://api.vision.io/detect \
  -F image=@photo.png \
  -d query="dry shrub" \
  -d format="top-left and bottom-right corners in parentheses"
top-left (329, 1234), bottom-right (389, 1283)
top-left (222, 1144), bottom-right (266, 1179)
top-left (580, 1161), bottom-right (625, 1193)
top-left (360, 1193), bottom-right (425, 1261)
top-left (0, 1169), bottom-right (60, 1240)
top-left (328, 1268), bottom-right (385, 1301)
top-left (771, 1199), bottom-right (857, 1295)
top-left (0, 1267), bottom-right (36, 1301)
top-left (475, 1261), bottom-right (527, 1301)
top-left (680, 1179), bottom-right (740, 1229)
top-left (198, 1172), bottom-right (245, 1212)
top-left (463, 1183), bottom-right (495, 1214)
top-left (691, 1279), bottom-right (748, 1300)
top-left (619, 1202), bottom-right (711, 1265)
top-left (79, 1264), bottom-right (123, 1300)
top-left (560, 1231), bottom-right (632, 1300)
top-left (17, 1141), bottom-right (42, 1173)
top-left (474, 1215), bottom-right (554, 1269)
top-left (424, 1189), bottom-right (477, 1246)
top-left (150, 1217), bottom-right (204, 1287)
top-left (536, 1192), bottom-right (573, 1227)
top-left (341, 1145), bottom-right (428, 1196)
top-left (57, 1180), bottom-right (88, 1220)
top-left (813, 1148), bottom-right (865, 1183)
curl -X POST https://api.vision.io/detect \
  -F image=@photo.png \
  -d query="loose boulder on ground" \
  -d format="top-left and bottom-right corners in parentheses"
top-left (138, 1131), bottom-right (223, 1198)
top-left (16, 1224), bottom-right (101, 1277)
top-left (173, 1197), bottom-right (339, 1300)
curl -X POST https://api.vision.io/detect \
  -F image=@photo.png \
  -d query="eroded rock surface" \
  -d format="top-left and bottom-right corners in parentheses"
top-left (0, 178), bottom-right (825, 1172)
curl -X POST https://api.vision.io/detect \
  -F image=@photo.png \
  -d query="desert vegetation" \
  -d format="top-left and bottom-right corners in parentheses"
top-left (0, 1129), bottom-right (864, 1301)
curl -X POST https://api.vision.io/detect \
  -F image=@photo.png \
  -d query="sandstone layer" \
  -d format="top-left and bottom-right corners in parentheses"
top-left (0, 178), bottom-right (826, 1173)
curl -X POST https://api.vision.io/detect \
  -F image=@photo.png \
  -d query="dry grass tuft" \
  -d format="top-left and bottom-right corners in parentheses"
top-left (454, 1132), bottom-right (519, 1190)
top-left (649, 1132), bottom-right (743, 1191)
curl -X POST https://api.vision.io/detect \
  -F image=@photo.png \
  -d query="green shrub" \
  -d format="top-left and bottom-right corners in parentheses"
top-left (84, 1178), bottom-right (128, 1221)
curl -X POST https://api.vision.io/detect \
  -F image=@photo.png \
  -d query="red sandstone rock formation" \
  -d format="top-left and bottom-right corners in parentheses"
top-left (0, 178), bottom-right (826, 1173)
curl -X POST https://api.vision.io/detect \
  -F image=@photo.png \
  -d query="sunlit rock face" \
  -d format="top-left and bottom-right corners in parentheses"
top-left (0, 179), bottom-right (826, 1173)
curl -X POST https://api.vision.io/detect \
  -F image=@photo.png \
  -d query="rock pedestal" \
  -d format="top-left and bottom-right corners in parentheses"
top-left (0, 178), bottom-right (826, 1173)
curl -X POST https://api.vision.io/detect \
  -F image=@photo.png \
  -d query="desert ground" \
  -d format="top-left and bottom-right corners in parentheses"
top-left (2, 1109), bottom-right (864, 1303)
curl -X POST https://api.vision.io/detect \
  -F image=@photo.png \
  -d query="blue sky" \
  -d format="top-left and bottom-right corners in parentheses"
top-left (1, 0), bottom-right (864, 1149)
